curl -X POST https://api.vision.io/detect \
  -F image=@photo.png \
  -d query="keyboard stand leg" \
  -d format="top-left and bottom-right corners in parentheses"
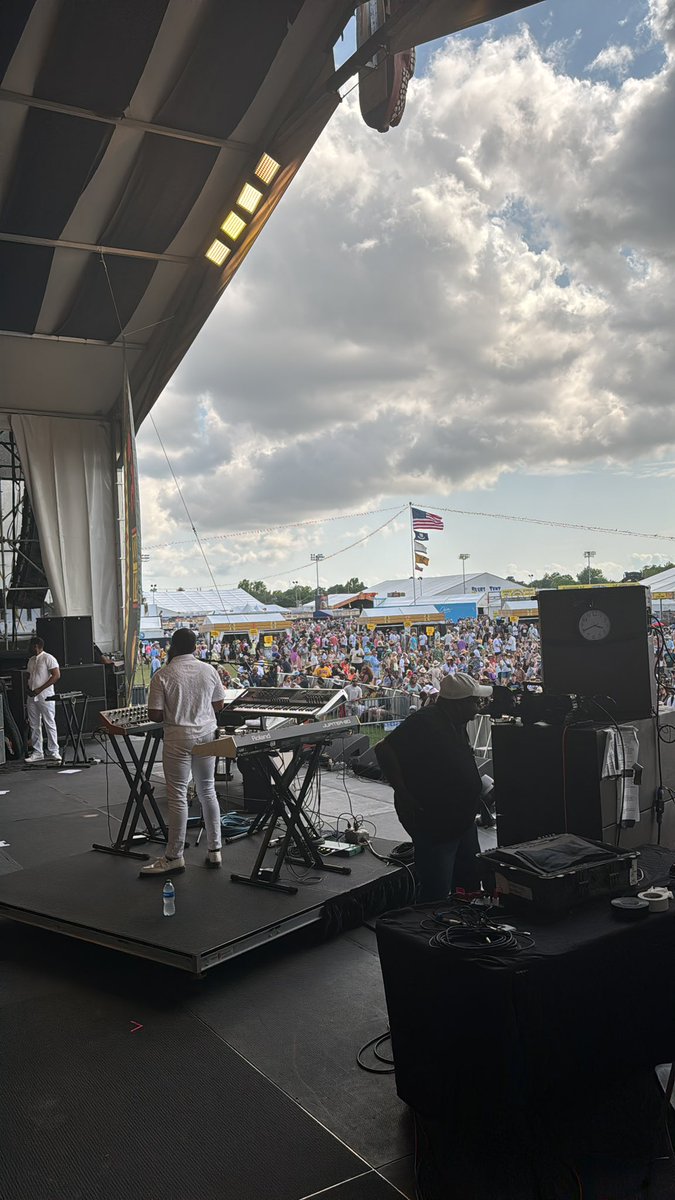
top-left (92, 731), bottom-right (167, 858)
top-left (231, 742), bottom-right (351, 893)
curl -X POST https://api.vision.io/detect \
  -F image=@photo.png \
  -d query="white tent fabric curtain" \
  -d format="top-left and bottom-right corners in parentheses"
top-left (11, 415), bottom-right (120, 652)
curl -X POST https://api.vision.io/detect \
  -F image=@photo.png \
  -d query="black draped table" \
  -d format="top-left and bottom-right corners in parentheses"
top-left (376, 845), bottom-right (675, 1118)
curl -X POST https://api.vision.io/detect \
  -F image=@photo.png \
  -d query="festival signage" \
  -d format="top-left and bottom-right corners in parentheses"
top-left (653, 592), bottom-right (675, 600)
top-left (502, 588), bottom-right (536, 599)
top-left (263, 635), bottom-right (273, 645)
top-left (122, 370), bottom-right (141, 703)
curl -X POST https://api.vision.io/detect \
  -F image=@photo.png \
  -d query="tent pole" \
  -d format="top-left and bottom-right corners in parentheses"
top-left (409, 502), bottom-right (417, 604)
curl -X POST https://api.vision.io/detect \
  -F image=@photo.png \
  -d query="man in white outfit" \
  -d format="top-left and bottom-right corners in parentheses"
top-left (140, 628), bottom-right (225, 877)
top-left (25, 636), bottom-right (62, 764)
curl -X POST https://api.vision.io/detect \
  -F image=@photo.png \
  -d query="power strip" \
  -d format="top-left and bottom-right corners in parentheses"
top-left (343, 828), bottom-right (370, 845)
top-left (318, 840), bottom-right (364, 857)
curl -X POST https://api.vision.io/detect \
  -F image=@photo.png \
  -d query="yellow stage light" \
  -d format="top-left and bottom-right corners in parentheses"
top-left (220, 211), bottom-right (247, 240)
top-left (205, 239), bottom-right (230, 266)
top-left (254, 153), bottom-right (280, 185)
top-left (236, 183), bottom-right (263, 214)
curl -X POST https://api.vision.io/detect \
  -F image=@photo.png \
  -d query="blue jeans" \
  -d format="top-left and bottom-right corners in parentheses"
top-left (414, 822), bottom-right (481, 902)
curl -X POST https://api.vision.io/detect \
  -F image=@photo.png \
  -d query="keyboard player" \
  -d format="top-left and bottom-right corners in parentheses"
top-left (139, 628), bottom-right (226, 877)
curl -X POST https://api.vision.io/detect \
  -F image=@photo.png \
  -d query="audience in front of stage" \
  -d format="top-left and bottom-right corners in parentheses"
top-left (136, 611), bottom-right (675, 716)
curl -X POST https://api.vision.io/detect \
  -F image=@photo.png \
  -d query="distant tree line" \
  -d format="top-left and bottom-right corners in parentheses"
top-left (506, 563), bottom-right (674, 589)
top-left (238, 577), bottom-right (365, 608)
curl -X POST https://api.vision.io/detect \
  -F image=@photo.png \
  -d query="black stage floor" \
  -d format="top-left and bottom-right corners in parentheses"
top-left (0, 745), bottom-right (420, 1198)
top-left (0, 835), bottom-right (408, 974)
top-left (3, 747), bottom-right (673, 1198)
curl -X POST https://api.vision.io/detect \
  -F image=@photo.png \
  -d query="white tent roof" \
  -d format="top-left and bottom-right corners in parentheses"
top-left (425, 593), bottom-right (485, 606)
top-left (361, 605), bottom-right (444, 622)
top-left (150, 587), bottom-right (281, 615)
top-left (203, 612), bottom-right (291, 631)
top-left (646, 567), bottom-right (675, 592)
top-left (370, 572), bottom-right (515, 601)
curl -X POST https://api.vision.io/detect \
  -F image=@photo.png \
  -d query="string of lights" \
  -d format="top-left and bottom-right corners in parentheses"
top-left (144, 505), bottom-right (404, 550)
top-left (432, 506), bottom-right (675, 543)
top-left (257, 506), bottom-right (407, 582)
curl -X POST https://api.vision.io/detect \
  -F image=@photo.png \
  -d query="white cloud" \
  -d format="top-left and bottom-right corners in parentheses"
top-left (140, 21), bottom-right (675, 582)
top-left (587, 44), bottom-right (635, 77)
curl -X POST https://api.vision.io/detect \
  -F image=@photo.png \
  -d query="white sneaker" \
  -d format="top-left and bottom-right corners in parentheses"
top-left (25, 752), bottom-right (44, 764)
top-left (139, 855), bottom-right (185, 877)
top-left (206, 849), bottom-right (222, 869)
top-left (46, 753), bottom-right (62, 764)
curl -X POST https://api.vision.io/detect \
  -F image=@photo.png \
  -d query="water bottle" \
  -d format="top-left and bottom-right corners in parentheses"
top-left (162, 879), bottom-right (176, 917)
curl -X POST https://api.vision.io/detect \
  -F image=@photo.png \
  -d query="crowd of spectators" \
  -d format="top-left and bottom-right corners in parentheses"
top-left (140, 612), bottom-right (675, 716)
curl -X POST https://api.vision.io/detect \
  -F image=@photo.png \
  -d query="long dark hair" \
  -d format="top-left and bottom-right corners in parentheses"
top-left (167, 628), bottom-right (197, 662)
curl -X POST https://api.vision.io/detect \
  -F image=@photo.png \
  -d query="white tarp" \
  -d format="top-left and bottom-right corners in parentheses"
top-left (12, 415), bottom-right (120, 652)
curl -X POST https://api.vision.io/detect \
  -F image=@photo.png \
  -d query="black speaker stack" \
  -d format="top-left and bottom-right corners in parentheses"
top-left (36, 616), bottom-right (94, 667)
top-left (9, 615), bottom-right (108, 740)
top-left (9, 665), bottom-right (106, 739)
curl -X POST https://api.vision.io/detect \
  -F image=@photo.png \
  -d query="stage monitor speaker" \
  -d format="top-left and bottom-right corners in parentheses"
top-left (538, 586), bottom-right (656, 722)
top-left (322, 733), bottom-right (370, 767)
top-left (36, 616), bottom-right (94, 666)
top-left (351, 745), bottom-right (384, 781)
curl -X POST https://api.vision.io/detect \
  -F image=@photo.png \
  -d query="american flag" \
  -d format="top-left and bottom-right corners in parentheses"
top-left (412, 507), bottom-right (444, 531)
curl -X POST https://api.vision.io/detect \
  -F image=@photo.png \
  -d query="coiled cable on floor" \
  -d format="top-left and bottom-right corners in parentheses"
top-left (356, 1028), bottom-right (395, 1074)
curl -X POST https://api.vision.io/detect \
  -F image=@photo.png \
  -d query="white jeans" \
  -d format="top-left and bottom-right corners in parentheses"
top-left (27, 694), bottom-right (59, 757)
top-left (163, 729), bottom-right (221, 858)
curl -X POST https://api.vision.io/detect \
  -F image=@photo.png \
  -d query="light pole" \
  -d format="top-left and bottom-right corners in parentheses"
top-left (292, 579), bottom-right (300, 608)
top-left (459, 553), bottom-right (470, 591)
top-left (310, 553), bottom-right (325, 609)
top-left (584, 550), bottom-right (596, 585)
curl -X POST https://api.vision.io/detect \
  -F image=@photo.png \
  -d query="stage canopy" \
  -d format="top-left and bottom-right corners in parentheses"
top-left (0, 0), bottom-right (539, 651)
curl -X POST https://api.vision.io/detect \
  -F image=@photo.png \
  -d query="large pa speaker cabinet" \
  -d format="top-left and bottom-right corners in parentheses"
top-left (9, 664), bottom-right (106, 739)
top-left (492, 716), bottom-right (675, 850)
top-left (36, 616), bottom-right (94, 666)
top-left (538, 586), bottom-right (656, 722)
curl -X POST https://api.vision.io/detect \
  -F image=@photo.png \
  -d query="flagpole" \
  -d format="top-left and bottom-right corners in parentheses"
top-left (409, 502), bottom-right (417, 603)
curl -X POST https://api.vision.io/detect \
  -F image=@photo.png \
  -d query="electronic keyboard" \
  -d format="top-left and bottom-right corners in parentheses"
top-left (221, 686), bottom-right (346, 721)
top-left (193, 715), bottom-right (359, 760)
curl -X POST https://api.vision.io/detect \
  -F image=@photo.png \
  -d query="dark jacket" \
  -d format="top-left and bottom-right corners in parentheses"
top-left (377, 703), bottom-right (481, 841)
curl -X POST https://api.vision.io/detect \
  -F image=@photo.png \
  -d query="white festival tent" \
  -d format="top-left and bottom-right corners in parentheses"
top-left (145, 588), bottom-right (281, 618)
top-left (0, 1), bottom-right (536, 653)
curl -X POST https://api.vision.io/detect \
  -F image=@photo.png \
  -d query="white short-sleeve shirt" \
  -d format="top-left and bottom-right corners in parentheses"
top-left (148, 655), bottom-right (225, 736)
top-left (27, 651), bottom-right (60, 698)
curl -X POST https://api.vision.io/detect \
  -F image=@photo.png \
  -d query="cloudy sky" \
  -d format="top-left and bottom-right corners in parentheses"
top-left (138, 0), bottom-right (675, 594)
